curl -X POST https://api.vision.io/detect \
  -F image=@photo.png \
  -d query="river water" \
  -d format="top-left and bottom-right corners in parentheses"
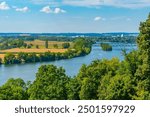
top-left (0, 43), bottom-right (137, 85)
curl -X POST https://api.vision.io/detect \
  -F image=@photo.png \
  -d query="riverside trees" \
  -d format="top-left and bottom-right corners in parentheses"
top-left (0, 14), bottom-right (150, 100)
top-left (2, 38), bottom-right (92, 64)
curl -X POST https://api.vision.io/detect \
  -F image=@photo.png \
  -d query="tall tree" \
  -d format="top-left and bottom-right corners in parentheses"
top-left (135, 13), bottom-right (150, 99)
top-left (0, 78), bottom-right (28, 100)
top-left (28, 65), bottom-right (69, 100)
top-left (45, 40), bottom-right (48, 49)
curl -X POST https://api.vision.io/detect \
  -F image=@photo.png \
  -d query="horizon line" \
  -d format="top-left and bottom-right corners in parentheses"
top-left (0, 32), bottom-right (139, 34)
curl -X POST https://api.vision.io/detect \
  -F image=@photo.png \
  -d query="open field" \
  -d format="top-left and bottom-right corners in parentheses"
top-left (25, 40), bottom-right (73, 49)
top-left (0, 48), bottom-right (67, 53)
top-left (0, 54), bottom-right (5, 60)
top-left (0, 48), bottom-right (67, 60)
top-left (0, 40), bottom-right (72, 60)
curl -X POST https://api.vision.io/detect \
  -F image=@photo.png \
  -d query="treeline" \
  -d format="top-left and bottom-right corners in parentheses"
top-left (100, 43), bottom-right (112, 51)
top-left (2, 38), bottom-right (92, 64)
top-left (0, 36), bottom-right (74, 42)
top-left (0, 14), bottom-right (149, 100)
top-left (0, 39), bottom-right (26, 50)
top-left (93, 36), bottom-right (136, 43)
top-left (0, 38), bottom-right (39, 50)
top-left (0, 34), bottom-right (137, 44)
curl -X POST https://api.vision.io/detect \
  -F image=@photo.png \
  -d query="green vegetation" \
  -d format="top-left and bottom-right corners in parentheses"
top-left (100, 43), bottom-right (112, 51)
top-left (0, 39), bottom-right (26, 50)
top-left (28, 65), bottom-right (69, 100)
top-left (53, 44), bottom-right (58, 48)
top-left (0, 78), bottom-right (28, 100)
top-left (2, 38), bottom-right (92, 64)
top-left (0, 58), bottom-right (2, 65)
top-left (62, 43), bottom-right (70, 49)
top-left (4, 53), bottom-right (19, 64)
top-left (45, 40), bottom-right (48, 49)
top-left (35, 45), bottom-right (39, 49)
top-left (0, 14), bottom-right (150, 100)
top-left (95, 36), bottom-right (136, 43)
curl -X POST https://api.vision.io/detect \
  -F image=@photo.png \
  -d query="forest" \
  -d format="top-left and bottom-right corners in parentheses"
top-left (0, 14), bottom-right (150, 100)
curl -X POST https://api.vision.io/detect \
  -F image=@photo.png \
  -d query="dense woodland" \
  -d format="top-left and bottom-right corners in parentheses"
top-left (0, 14), bottom-right (150, 100)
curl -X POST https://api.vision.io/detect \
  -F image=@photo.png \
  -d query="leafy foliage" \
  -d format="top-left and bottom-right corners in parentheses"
top-left (28, 65), bottom-right (69, 100)
top-left (62, 43), bottom-right (70, 49)
top-left (45, 40), bottom-right (48, 48)
top-left (0, 78), bottom-right (28, 100)
top-left (0, 39), bottom-right (26, 50)
top-left (0, 58), bottom-right (2, 64)
top-left (100, 43), bottom-right (112, 51)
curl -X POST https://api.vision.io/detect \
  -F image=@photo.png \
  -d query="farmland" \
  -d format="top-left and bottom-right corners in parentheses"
top-left (0, 40), bottom-right (73, 60)
top-left (0, 48), bottom-right (67, 53)
top-left (0, 54), bottom-right (5, 60)
top-left (25, 40), bottom-right (73, 49)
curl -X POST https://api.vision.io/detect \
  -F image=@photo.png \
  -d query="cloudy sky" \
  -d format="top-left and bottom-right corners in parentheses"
top-left (0, 0), bottom-right (150, 33)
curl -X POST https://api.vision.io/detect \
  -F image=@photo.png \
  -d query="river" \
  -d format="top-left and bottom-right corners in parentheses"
top-left (0, 43), bottom-right (137, 85)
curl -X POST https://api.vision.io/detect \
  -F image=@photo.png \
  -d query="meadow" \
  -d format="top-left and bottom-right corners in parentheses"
top-left (0, 40), bottom-right (73, 60)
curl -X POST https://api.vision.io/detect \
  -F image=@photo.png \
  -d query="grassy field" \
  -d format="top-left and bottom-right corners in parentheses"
top-left (0, 48), bottom-right (67, 53)
top-left (0, 40), bottom-right (73, 60)
top-left (25, 40), bottom-right (73, 49)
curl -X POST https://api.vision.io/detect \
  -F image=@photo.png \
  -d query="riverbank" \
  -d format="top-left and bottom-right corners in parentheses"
top-left (0, 43), bottom-right (137, 86)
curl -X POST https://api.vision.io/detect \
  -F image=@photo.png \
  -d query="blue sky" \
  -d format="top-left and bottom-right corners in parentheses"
top-left (0, 0), bottom-right (150, 33)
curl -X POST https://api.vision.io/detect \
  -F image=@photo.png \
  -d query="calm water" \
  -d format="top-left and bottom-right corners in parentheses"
top-left (0, 43), bottom-right (137, 85)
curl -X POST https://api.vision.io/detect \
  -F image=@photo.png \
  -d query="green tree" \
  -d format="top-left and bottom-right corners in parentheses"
top-left (0, 58), bottom-right (2, 64)
top-left (79, 78), bottom-right (97, 100)
top-left (66, 78), bottom-right (80, 100)
top-left (53, 44), bottom-right (58, 48)
top-left (17, 52), bottom-right (28, 63)
top-left (98, 74), bottom-right (133, 100)
top-left (0, 78), bottom-right (28, 100)
top-left (100, 43), bottom-right (112, 51)
top-left (62, 43), bottom-right (70, 49)
top-left (4, 53), bottom-right (19, 64)
top-left (45, 40), bottom-right (48, 48)
top-left (134, 13), bottom-right (150, 99)
top-left (28, 65), bottom-right (69, 100)
top-left (36, 45), bottom-right (39, 49)
top-left (76, 58), bottom-right (120, 100)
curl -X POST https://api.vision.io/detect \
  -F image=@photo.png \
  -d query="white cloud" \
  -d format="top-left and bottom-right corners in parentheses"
top-left (0, 2), bottom-right (10, 10)
top-left (63, 0), bottom-right (150, 8)
top-left (94, 16), bottom-right (105, 21)
top-left (16, 7), bottom-right (29, 13)
top-left (40, 6), bottom-right (52, 13)
top-left (40, 6), bottom-right (66, 14)
top-left (54, 8), bottom-right (66, 14)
